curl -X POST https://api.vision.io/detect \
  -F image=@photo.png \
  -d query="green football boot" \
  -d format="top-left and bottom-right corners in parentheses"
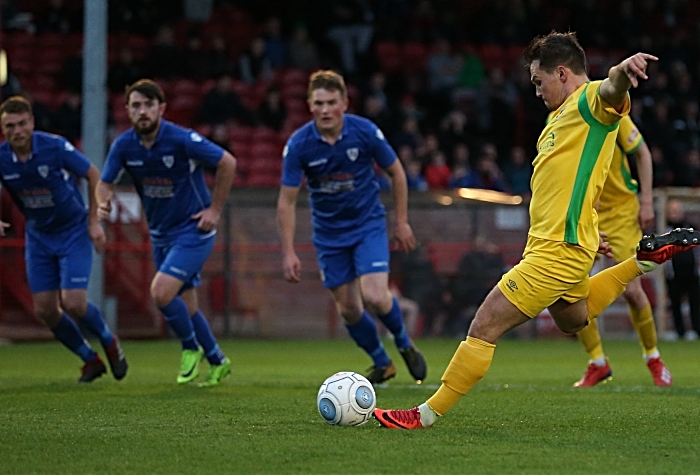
top-left (198, 358), bottom-right (232, 387)
top-left (177, 348), bottom-right (204, 384)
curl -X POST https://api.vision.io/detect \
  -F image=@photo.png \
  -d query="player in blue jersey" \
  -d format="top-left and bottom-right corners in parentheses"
top-left (276, 70), bottom-right (427, 385)
top-left (96, 79), bottom-right (236, 387)
top-left (0, 96), bottom-right (128, 383)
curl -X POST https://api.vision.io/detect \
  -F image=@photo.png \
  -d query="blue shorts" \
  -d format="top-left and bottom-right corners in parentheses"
top-left (153, 231), bottom-right (215, 292)
top-left (315, 224), bottom-right (390, 289)
top-left (25, 221), bottom-right (92, 293)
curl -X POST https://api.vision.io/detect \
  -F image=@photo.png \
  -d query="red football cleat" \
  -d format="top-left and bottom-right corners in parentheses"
top-left (374, 407), bottom-right (426, 429)
top-left (78, 356), bottom-right (107, 383)
top-left (647, 357), bottom-right (672, 386)
top-left (637, 228), bottom-right (700, 264)
top-left (573, 361), bottom-right (613, 387)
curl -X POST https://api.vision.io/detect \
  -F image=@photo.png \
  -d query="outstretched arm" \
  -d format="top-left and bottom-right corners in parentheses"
top-left (384, 158), bottom-right (416, 253)
top-left (600, 53), bottom-right (658, 110)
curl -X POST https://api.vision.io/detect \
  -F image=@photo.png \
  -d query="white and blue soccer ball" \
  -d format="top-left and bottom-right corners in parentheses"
top-left (317, 372), bottom-right (376, 426)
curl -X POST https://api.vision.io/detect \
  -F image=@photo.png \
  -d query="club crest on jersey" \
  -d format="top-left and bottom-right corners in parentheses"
top-left (37, 165), bottom-right (49, 178)
top-left (346, 148), bottom-right (359, 161)
top-left (162, 155), bottom-right (174, 168)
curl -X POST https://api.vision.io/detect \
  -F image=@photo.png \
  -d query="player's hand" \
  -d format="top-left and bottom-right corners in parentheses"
top-left (618, 53), bottom-right (658, 88)
top-left (638, 203), bottom-right (655, 229)
top-left (282, 252), bottom-right (302, 283)
top-left (0, 220), bottom-right (9, 237)
top-left (392, 221), bottom-right (416, 253)
top-left (88, 220), bottom-right (106, 254)
top-left (192, 208), bottom-right (220, 232)
top-left (597, 232), bottom-right (613, 259)
top-left (97, 201), bottom-right (112, 221)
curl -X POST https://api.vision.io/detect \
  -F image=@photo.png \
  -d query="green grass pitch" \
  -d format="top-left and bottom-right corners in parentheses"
top-left (1, 338), bottom-right (699, 474)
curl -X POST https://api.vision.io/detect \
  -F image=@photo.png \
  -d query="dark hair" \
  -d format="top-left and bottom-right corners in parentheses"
top-left (308, 70), bottom-right (347, 99)
top-left (0, 96), bottom-right (33, 116)
top-left (125, 78), bottom-right (166, 104)
top-left (524, 31), bottom-right (588, 75)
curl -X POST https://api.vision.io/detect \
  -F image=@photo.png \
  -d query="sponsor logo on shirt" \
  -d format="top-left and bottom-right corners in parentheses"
top-left (142, 177), bottom-right (174, 198)
top-left (37, 165), bottom-right (49, 178)
top-left (308, 158), bottom-right (328, 167)
top-left (346, 148), bottom-right (359, 161)
top-left (19, 188), bottom-right (54, 208)
top-left (2, 173), bottom-right (20, 180)
top-left (162, 155), bottom-right (174, 168)
top-left (539, 132), bottom-right (555, 153)
top-left (126, 160), bottom-right (144, 166)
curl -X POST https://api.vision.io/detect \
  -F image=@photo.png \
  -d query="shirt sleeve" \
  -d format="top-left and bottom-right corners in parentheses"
top-left (366, 122), bottom-right (396, 169)
top-left (281, 139), bottom-right (304, 187)
top-left (57, 138), bottom-right (91, 177)
top-left (183, 130), bottom-right (225, 167)
top-left (101, 138), bottom-right (125, 183)
top-left (616, 115), bottom-right (643, 154)
top-left (590, 80), bottom-right (630, 125)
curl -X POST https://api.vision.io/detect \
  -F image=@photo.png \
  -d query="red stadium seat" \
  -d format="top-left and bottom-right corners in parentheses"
top-left (280, 68), bottom-right (308, 86)
top-left (478, 43), bottom-right (506, 71)
top-left (402, 42), bottom-right (429, 72)
top-left (376, 41), bottom-right (402, 73)
top-left (251, 126), bottom-right (278, 144)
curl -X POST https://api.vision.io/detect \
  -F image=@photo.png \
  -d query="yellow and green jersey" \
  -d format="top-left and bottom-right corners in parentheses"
top-left (597, 115), bottom-right (643, 212)
top-left (530, 80), bottom-right (629, 252)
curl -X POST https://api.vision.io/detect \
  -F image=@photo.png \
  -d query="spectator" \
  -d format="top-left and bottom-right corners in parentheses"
top-left (325, 0), bottom-right (374, 75)
top-left (207, 35), bottom-right (236, 79)
top-left (239, 37), bottom-right (274, 84)
top-left (362, 95), bottom-right (392, 137)
top-left (181, 32), bottom-right (210, 81)
top-left (199, 74), bottom-right (256, 126)
top-left (108, 46), bottom-right (144, 94)
top-left (20, 90), bottom-right (53, 133)
top-left (665, 199), bottom-right (700, 340)
top-left (262, 16), bottom-right (288, 69)
top-left (391, 117), bottom-right (422, 153)
top-left (502, 145), bottom-right (532, 198)
top-left (462, 154), bottom-right (506, 192)
top-left (287, 25), bottom-right (321, 71)
top-left (257, 86), bottom-right (287, 131)
top-left (362, 71), bottom-right (390, 110)
top-left (36, 0), bottom-right (78, 34)
top-left (405, 159), bottom-right (428, 191)
top-left (53, 90), bottom-right (82, 143)
top-left (146, 25), bottom-right (182, 80)
top-left (424, 150), bottom-right (451, 190)
top-left (425, 38), bottom-right (462, 115)
top-left (650, 144), bottom-right (674, 187)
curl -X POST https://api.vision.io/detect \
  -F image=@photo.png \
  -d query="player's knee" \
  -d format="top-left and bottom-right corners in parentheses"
top-left (35, 307), bottom-right (62, 327)
top-left (338, 305), bottom-right (363, 324)
top-left (555, 318), bottom-right (587, 334)
top-left (62, 300), bottom-right (88, 319)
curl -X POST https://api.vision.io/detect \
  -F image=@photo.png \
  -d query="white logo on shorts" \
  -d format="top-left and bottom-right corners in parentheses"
top-left (168, 266), bottom-right (188, 276)
top-left (371, 261), bottom-right (387, 267)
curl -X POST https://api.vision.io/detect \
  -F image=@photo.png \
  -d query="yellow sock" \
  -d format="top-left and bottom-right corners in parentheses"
top-left (588, 258), bottom-right (643, 319)
top-left (576, 318), bottom-right (604, 360)
top-left (427, 336), bottom-right (495, 416)
top-left (630, 303), bottom-right (657, 355)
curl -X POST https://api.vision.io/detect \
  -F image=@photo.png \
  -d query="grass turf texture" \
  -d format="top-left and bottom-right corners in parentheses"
top-left (1, 338), bottom-right (699, 474)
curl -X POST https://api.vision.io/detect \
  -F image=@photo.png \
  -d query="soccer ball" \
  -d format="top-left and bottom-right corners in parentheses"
top-left (317, 372), bottom-right (376, 426)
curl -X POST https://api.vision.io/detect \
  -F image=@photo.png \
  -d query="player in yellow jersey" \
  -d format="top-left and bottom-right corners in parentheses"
top-left (574, 115), bottom-right (672, 387)
top-left (374, 31), bottom-right (699, 430)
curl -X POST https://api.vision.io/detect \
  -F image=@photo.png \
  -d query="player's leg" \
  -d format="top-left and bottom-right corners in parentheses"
top-left (25, 233), bottom-right (105, 382)
top-left (687, 275), bottom-right (700, 337)
top-left (151, 269), bottom-right (202, 383)
top-left (623, 278), bottom-right (671, 385)
top-left (180, 288), bottom-right (231, 387)
top-left (59, 230), bottom-right (127, 380)
top-left (356, 225), bottom-right (427, 382)
top-left (330, 279), bottom-right (396, 384)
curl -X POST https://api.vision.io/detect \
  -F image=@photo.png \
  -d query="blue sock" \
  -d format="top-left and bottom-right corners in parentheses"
top-left (192, 311), bottom-right (225, 365)
top-left (51, 314), bottom-right (97, 363)
top-left (377, 297), bottom-right (411, 349)
top-left (79, 302), bottom-right (115, 347)
top-left (345, 311), bottom-right (391, 368)
top-left (159, 297), bottom-right (198, 351)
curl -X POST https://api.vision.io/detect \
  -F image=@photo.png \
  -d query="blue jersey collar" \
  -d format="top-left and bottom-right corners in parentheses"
top-left (11, 132), bottom-right (38, 162)
top-left (311, 115), bottom-right (349, 143)
top-left (131, 119), bottom-right (170, 148)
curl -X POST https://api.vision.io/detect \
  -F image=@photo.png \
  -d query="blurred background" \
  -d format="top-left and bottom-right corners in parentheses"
top-left (1, 0), bottom-right (699, 342)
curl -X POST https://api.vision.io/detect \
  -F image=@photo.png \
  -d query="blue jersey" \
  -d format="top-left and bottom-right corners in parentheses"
top-left (0, 131), bottom-right (90, 233)
top-left (101, 120), bottom-right (224, 244)
top-left (281, 114), bottom-right (396, 244)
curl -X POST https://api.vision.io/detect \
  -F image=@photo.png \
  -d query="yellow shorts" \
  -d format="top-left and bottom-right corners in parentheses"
top-left (598, 200), bottom-right (641, 262)
top-left (497, 236), bottom-right (597, 318)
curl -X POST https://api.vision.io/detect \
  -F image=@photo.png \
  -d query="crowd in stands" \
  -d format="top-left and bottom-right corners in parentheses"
top-left (2, 0), bottom-right (700, 191)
